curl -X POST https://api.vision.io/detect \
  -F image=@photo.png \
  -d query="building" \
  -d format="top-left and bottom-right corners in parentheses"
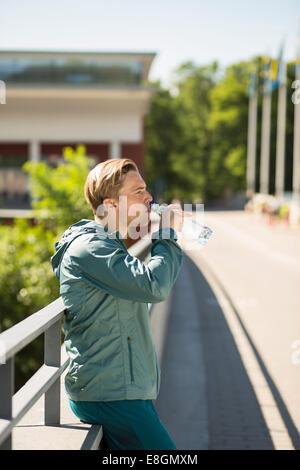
top-left (0, 50), bottom-right (156, 210)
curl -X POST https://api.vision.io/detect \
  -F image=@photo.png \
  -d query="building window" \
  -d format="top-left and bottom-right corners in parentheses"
top-left (0, 57), bottom-right (143, 86)
top-left (0, 153), bottom-right (29, 209)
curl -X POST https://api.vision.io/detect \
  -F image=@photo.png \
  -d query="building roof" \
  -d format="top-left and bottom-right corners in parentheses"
top-left (0, 50), bottom-right (157, 87)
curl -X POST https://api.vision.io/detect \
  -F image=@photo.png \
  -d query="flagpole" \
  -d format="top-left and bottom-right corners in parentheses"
top-left (275, 61), bottom-right (287, 199)
top-left (290, 22), bottom-right (300, 226)
top-left (247, 66), bottom-right (258, 195)
top-left (260, 58), bottom-right (272, 195)
top-left (293, 77), bottom-right (300, 198)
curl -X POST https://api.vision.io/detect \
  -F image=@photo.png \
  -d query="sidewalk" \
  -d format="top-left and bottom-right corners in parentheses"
top-left (199, 210), bottom-right (300, 266)
top-left (154, 255), bottom-right (208, 450)
top-left (154, 210), bottom-right (300, 450)
top-left (154, 253), bottom-right (277, 450)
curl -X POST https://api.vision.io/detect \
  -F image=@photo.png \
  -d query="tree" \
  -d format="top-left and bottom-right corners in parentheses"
top-left (23, 144), bottom-right (94, 233)
top-left (0, 145), bottom-right (95, 390)
top-left (0, 217), bottom-right (60, 390)
top-left (145, 63), bottom-right (219, 203)
top-left (207, 61), bottom-right (250, 200)
top-left (171, 61), bottom-right (218, 202)
top-left (144, 80), bottom-right (182, 202)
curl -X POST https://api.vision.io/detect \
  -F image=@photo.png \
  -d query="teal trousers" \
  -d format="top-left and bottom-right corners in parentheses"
top-left (69, 398), bottom-right (178, 450)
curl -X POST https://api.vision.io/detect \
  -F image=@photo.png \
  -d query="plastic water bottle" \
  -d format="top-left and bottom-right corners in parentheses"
top-left (150, 202), bottom-right (213, 246)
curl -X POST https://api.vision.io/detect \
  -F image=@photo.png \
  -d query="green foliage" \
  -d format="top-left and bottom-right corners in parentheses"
top-left (23, 144), bottom-right (94, 232)
top-left (145, 63), bottom-right (219, 203)
top-left (144, 81), bottom-right (182, 201)
top-left (171, 61), bottom-right (218, 202)
top-left (145, 60), bottom-right (249, 203)
top-left (0, 145), bottom-right (94, 390)
top-left (0, 218), bottom-right (59, 389)
top-left (145, 57), bottom-right (296, 203)
top-left (206, 61), bottom-right (249, 198)
top-left (0, 219), bottom-right (57, 331)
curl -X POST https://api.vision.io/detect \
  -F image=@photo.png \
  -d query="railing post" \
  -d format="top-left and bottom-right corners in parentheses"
top-left (44, 320), bottom-right (61, 425)
top-left (0, 358), bottom-right (14, 450)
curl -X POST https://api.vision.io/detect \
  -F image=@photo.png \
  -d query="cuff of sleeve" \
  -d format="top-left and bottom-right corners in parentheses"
top-left (151, 227), bottom-right (178, 241)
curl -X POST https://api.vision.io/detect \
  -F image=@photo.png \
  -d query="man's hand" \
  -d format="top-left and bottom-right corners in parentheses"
top-left (159, 203), bottom-right (185, 233)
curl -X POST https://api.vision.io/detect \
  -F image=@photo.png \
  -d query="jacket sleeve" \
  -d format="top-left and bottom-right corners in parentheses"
top-left (69, 228), bottom-right (183, 303)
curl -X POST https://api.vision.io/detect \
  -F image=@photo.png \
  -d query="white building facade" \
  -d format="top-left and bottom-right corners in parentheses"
top-left (0, 50), bottom-right (156, 209)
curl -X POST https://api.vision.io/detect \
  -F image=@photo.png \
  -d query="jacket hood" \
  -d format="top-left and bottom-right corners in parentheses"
top-left (50, 219), bottom-right (122, 280)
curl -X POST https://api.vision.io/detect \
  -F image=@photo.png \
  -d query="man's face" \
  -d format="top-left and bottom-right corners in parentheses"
top-left (117, 171), bottom-right (153, 238)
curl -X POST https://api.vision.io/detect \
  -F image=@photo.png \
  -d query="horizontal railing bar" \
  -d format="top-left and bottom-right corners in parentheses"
top-left (81, 425), bottom-right (104, 450)
top-left (0, 346), bottom-right (69, 447)
top-left (0, 297), bottom-right (66, 361)
top-left (14, 345), bottom-right (69, 421)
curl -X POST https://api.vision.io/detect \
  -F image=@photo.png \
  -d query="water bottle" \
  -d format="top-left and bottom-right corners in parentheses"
top-left (150, 202), bottom-right (213, 246)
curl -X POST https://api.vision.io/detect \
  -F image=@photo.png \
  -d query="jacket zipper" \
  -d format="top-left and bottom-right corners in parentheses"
top-left (127, 336), bottom-right (134, 383)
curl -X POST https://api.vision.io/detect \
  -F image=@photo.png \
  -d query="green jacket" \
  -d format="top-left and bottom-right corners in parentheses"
top-left (50, 219), bottom-right (182, 402)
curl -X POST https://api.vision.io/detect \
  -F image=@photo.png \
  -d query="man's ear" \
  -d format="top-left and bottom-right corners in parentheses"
top-left (96, 198), bottom-right (117, 217)
top-left (102, 198), bottom-right (117, 208)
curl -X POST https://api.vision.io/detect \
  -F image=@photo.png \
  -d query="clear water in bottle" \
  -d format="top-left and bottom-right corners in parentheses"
top-left (150, 202), bottom-right (213, 246)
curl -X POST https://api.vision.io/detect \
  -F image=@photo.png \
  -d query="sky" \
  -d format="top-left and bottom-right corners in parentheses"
top-left (1, 0), bottom-right (300, 87)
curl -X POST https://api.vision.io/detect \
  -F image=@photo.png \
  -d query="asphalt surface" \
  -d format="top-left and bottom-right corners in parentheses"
top-left (154, 210), bottom-right (300, 450)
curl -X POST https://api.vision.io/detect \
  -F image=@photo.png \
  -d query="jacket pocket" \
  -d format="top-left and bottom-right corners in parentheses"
top-left (155, 353), bottom-right (160, 396)
top-left (127, 336), bottom-right (134, 383)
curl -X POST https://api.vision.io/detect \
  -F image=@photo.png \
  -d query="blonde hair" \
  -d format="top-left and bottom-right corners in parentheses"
top-left (84, 158), bottom-right (139, 214)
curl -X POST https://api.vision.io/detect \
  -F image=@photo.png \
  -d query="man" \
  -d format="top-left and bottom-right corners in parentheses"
top-left (51, 158), bottom-right (183, 450)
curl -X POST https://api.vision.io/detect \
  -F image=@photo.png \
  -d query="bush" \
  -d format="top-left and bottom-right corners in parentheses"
top-left (278, 204), bottom-right (289, 219)
top-left (0, 145), bottom-right (94, 390)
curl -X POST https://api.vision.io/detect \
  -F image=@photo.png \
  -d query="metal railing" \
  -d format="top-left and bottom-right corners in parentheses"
top-left (0, 234), bottom-right (154, 450)
top-left (0, 297), bottom-right (67, 450)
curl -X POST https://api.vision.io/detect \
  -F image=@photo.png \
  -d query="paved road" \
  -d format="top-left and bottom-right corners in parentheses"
top-left (154, 210), bottom-right (300, 450)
